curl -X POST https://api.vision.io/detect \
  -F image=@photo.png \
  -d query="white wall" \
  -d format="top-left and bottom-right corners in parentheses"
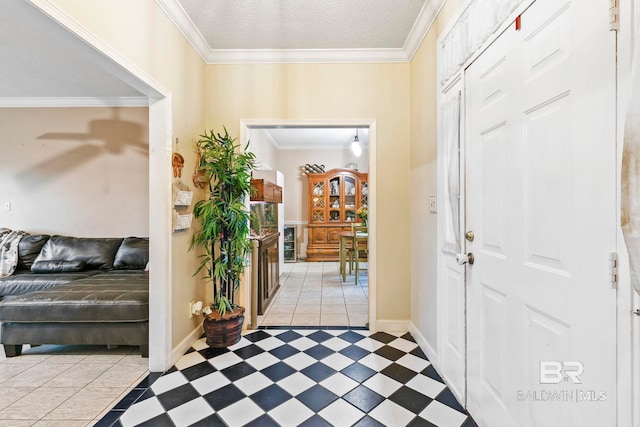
top-left (248, 129), bottom-right (278, 170)
top-left (0, 107), bottom-right (149, 237)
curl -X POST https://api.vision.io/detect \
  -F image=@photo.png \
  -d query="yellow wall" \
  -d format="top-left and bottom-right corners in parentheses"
top-left (50, 0), bottom-right (207, 348)
top-left (409, 0), bottom-right (462, 349)
top-left (207, 63), bottom-right (411, 322)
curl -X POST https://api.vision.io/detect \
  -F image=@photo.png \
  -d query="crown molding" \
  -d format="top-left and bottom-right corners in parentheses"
top-left (205, 48), bottom-right (408, 64)
top-left (404, 0), bottom-right (447, 61)
top-left (157, 0), bottom-right (443, 64)
top-left (155, 0), bottom-right (210, 63)
top-left (0, 97), bottom-right (150, 107)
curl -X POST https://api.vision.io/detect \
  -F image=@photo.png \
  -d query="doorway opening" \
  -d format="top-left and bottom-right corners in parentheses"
top-left (241, 121), bottom-right (377, 329)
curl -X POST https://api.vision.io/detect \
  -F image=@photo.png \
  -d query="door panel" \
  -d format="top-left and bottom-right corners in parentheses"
top-left (523, 98), bottom-right (571, 274)
top-left (442, 266), bottom-right (465, 399)
top-left (466, 0), bottom-right (616, 426)
top-left (481, 126), bottom-right (508, 256)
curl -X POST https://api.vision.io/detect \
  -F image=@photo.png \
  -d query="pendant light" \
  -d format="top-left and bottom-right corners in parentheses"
top-left (351, 128), bottom-right (362, 157)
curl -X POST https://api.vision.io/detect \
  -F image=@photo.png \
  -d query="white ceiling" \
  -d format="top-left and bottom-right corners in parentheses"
top-left (160, 0), bottom-right (444, 63)
top-left (259, 127), bottom-right (369, 150)
top-left (0, 1), bottom-right (155, 105)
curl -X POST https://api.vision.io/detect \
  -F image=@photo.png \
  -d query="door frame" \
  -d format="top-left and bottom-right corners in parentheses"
top-left (239, 119), bottom-right (378, 329)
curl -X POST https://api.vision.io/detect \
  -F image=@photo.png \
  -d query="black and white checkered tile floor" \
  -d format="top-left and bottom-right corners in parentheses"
top-left (97, 329), bottom-right (477, 427)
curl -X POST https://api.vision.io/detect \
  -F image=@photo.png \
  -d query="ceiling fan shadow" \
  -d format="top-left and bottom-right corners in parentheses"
top-left (36, 118), bottom-right (149, 155)
top-left (16, 144), bottom-right (102, 187)
top-left (17, 115), bottom-right (148, 189)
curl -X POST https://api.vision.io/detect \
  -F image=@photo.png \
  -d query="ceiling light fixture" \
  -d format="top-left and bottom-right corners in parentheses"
top-left (351, 128), bottom-right (362, 157)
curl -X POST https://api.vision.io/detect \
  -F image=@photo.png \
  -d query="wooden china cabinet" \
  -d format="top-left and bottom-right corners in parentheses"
top-left (306, 168), bottom-right (368, 261)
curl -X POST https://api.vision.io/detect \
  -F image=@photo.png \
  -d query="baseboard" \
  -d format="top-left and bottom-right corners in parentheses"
top-left (408, 321), bottom-right (438, 366)
top-left (373, 319), bottom-right (410, 332)
top-left (171, 322), bottom-right (203, 366)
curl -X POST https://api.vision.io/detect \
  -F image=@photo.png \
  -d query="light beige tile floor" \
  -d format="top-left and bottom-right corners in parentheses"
top-left (0, 344), bottom-right (148, 426)
top-left (258, 261), bottom-right (369, 327)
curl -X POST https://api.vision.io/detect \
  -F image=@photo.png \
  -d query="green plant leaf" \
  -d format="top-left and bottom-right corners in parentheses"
top-left (190, 128), bottom-right (257, 312)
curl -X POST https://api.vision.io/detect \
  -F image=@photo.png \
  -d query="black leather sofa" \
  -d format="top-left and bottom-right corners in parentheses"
top-left (0, 234), bottom-right (149, 357)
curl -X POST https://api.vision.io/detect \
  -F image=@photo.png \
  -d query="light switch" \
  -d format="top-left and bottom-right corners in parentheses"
top-left (3, 202), bottom-right (11, 212)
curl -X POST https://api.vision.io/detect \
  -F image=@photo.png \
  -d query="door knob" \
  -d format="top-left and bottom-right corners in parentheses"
top-left (465, 231), bottom-right (475, 242)
top-left (456, 253), bottom-right (475, 265)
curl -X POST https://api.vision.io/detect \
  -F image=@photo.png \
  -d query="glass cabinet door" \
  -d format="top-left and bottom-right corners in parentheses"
top-left (344, 176), bottom-right (357, 222)
top-left (311, 181), bottom-right (325, 223)
top-left (328, 177), bottom-right (341, 222)
top-left (360, 181), bottom-right (368, 208)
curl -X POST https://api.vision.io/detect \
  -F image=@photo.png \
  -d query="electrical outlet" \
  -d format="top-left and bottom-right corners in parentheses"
top-left (429, 196), bottom-right (437, 213)
top-left (188, 299), bottom-right (195, 319)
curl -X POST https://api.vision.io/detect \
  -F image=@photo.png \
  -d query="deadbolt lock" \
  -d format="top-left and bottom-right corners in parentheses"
top-left (465, 231), bottom-right (475, 242)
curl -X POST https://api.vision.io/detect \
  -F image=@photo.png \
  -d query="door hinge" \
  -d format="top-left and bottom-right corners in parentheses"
top-left (609, 252), bottom-right (618, 289)
top-left (609, 0), bottom-right (619, 31)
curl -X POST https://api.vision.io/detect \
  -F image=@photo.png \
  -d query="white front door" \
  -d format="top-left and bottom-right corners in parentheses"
top-left (465, 0), bottom-right (617, 426)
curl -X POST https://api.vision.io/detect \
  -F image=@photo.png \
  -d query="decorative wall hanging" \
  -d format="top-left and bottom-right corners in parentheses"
top-left (193, 151), bottom-right (208, 189)
top-left (304, 164), bottom-right (325, 174)
top-left (172, 138), bottom-right (185, 178)
top-left (172, 181), bottom-right (193, 233)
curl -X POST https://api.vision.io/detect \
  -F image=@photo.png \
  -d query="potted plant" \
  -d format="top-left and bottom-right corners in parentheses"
top-left (190, 128), bottom-right (257, 348)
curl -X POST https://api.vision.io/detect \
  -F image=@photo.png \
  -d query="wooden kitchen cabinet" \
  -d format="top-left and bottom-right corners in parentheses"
top-left (250, 179), bottom-right (282, 203)
top-left (255, 232), bottom-right (280, 314)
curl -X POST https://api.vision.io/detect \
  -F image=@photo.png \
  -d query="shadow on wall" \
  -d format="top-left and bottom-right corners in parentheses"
top-left (16, 115), bottom-right (148, 187)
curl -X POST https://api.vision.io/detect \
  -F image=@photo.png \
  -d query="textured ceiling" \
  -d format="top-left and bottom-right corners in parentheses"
top-left (162, 0), bottom-right (442, 63)
top-left (179, 0), bottom-right (425, 50)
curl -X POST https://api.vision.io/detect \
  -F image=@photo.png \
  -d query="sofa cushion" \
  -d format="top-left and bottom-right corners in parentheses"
top-left (17, 235), bottom-right (50, 269)
top-left (31, 260), bottom-right (86, 274)
top-left (113, 237), bottom-right (149, 270)
top-left (34, 236), bottom-right (123, 270)
top-left (0, 270), bottom-right (101, 296)
top-left (0, 271), bottom-right (148, 322)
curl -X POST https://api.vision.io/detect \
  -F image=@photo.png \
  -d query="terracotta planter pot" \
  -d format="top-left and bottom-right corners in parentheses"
top-left (202, 306), bottom-right (245, 348)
